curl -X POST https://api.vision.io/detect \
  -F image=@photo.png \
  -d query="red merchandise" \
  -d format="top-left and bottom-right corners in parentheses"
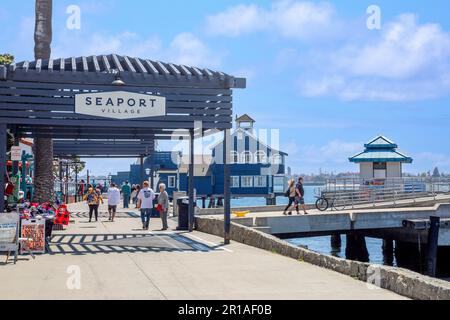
top-left (155, 204), bottom-right (163, 212)
top-left (4, 170), bottom-right (14, 196)
top-left (54, 204), bottom-right (70, 226)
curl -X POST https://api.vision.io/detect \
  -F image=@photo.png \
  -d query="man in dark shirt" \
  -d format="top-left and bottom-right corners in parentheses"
top-left (295, 177), bottom-right (308, 215)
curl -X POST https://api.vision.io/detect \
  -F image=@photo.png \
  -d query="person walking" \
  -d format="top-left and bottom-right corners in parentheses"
top-left (121, 181), bottom-right (131, 209)
top-left (295, 177), bottom-right (308, 215)
top-left (158, 183), bottom-right (170, 231)
top-left (130, 185), bottom-right (137, 206)
top-left (107, 183), bottom-right (121, 222)
top-left (283, 179), bottom-right (297, 215)
top-left (137, 181), bottom-right (155, 230)
top-left (133, 185), bottom-right (141, 208)
top-left (83, 187), bottom-right (103, 222)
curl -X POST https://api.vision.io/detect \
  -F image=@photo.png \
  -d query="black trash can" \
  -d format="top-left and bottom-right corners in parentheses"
top-left (176, 197), bottom-right (189, 230)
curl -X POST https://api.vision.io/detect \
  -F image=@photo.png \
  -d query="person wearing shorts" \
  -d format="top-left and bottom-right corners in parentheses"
top-left (107, 183), bottom-right (121, 222)
top-left (295, 177), bottom-right (308, 215)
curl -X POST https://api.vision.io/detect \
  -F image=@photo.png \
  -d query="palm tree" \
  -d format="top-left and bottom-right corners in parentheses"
top-left (33, 0), bottom-right (55, 203)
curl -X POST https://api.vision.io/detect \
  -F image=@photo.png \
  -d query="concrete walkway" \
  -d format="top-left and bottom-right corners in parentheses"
top-left (0, 202), bottom-right (407, 300)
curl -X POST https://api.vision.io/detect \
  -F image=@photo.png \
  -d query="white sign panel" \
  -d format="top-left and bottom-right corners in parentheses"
top-left (75, 91), bottom-right (166, 120)
top-left (0, 212), bottom-right (19, 252)
top-left (11, 146), bottom-right (21, 161)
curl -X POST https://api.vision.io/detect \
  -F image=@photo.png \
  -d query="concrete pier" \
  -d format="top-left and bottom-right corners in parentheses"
top-left (0, 202), bottom-right (406, 300)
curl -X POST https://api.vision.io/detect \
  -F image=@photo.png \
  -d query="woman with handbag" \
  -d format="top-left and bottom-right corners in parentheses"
top-left (283, 179), bottom-right (297, 216)
top-left (83, 187), bottom-right (103, 222)
top-left (157, 183), bottom-right (170, 231)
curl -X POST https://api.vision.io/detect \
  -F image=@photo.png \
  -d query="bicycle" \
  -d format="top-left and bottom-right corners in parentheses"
top-left (315, 195), bottom-right (346, 211)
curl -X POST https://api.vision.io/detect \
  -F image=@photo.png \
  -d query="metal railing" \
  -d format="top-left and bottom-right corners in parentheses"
top-left (314, 177), bottom-right (450, 209)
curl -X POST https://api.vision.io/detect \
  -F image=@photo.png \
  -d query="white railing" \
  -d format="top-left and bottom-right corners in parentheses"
top-left (314, 177), bottom-right (450, 209)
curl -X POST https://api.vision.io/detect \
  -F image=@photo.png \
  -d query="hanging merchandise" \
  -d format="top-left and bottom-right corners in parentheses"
top-left (54, 204), bottom-right (70, 226)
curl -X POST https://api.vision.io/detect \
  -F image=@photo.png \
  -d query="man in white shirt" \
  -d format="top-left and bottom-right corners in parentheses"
top-left (137, 181), bottom-right (155, 230)
top-left (107, 183), bottom-right (121, 222)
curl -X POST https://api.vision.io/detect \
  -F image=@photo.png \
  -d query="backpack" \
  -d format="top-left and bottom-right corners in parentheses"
top-left (284, 189), bottom-right (290, 197)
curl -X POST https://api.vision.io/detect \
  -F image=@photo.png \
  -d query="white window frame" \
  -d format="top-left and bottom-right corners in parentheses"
top-left (230, 151), bottom-right (239, 164)
top-left (241, 176), bottom-right (254, 188)
top-left (271, 154), bottom-right (282, 165)
top-left (255, 150), bottom-right (267, 163)
top-left (168, 176), bottom-right (176, 188)
top-left (241, 151), bottom-right (253, 164)
top-left (230, 176), bottom-right (240, 188)
top-left (254, 176), bottom-right (267, 187)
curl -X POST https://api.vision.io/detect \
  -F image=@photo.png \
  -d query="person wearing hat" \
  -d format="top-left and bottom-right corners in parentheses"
top-left (83, 187), bottom-right (103, 222)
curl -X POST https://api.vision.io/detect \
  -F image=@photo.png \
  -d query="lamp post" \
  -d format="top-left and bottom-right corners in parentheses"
top-left (177, 151), bottom-right (182, 191)
top-left (145, 168), bottom-right (151, 187)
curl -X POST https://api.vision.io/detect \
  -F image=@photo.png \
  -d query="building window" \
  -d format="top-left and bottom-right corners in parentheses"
top-left (168, 176), bottom-right (176, 188)
top-left (373, 162), bottom-right (387, 179)
top-left (241, 176), bottom-right (254, 188)
top-left (271, 154), bottom-right (282, 165)
top-left (254, 176), bottom-right (267, 187)
top-left (231, 176), bottom-right (240, 188)
top-left (268, 175), bottom-right (273, 187)
top-left (255, 151), bottom-right (267, 163)
top-left (230, 151), bottom-right (239, 164)
top-left (242, 151), bottom-right (253, 164)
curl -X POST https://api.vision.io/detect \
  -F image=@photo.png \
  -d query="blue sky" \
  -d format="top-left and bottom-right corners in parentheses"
top-left (1, 0), bottom-right (450, 175)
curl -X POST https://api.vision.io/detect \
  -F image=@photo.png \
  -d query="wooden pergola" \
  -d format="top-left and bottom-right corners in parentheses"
top-left (0, 54), bottom-right (246, 243)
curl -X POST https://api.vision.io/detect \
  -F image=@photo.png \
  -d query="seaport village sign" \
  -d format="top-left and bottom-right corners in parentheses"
top-left (75, 91), bottom-right (166, 119)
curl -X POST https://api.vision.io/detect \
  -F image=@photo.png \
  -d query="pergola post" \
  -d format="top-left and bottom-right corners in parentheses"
top-left (188, 129), bottom-right (195, 232)
top-left (12, 127), bottom-right (19, 175)
top-left (140, 155), bottom-right (145, 185)
top-left (223, 129), bottom-right (231, 244)
top-left (0, 123), bottom-right (7, 213)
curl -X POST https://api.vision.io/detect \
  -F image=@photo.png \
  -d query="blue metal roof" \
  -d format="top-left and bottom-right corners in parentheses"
top-left (364, 136), bottom-right (398, 149)
top-left (350, 135), bottom-right (412, 163)
top-left (349, 150), bottom-right (413, 163)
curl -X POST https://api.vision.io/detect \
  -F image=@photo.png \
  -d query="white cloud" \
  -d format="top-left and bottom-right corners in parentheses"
top-left (415, 152), bottom-right (450, 168)
top-left (52, 30), bottom-right (162, 59)
top-left (297, 14), bottom-right (450, 101)
top-left (51, 30), bottom-right (221, 69)
top-left (168, 32), bottom-right (222, 69)
top-left (206, 4), bottom-right (267, 37)
top-left (284, 139), bottom-right (361, 173)
top-left (206, 1), bottom-right (338, 40)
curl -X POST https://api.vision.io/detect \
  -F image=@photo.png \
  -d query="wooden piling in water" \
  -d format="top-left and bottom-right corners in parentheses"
top-left (426, 216), bottom-right (440, 277)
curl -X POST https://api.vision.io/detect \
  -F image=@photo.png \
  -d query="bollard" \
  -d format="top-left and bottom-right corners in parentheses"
top-left (426, 216), bottom-right (440, 277)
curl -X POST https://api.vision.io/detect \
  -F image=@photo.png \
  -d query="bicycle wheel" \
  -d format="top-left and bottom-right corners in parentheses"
top-left (332, 198), bottom-right (346, 211)
top-left (315, 197), bottom-right (329, 211)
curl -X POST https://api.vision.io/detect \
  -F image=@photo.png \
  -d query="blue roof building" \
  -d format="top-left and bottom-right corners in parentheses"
top-left (113, 115), bottom-right (288, 204)
top-left (210, 114), bottom-right (287, 198)
top-left (349, 136), bottom-right (412, 180)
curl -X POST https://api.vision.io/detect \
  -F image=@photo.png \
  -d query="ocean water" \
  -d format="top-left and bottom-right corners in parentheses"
top-left (230, 187), bottom-right (449, 281)
top-left (286, 236), bottom-right (391, 266)
top-left (231, 185), bottom-right (318, 208)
